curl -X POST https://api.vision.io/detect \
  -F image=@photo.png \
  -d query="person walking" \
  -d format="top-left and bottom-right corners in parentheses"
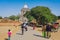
top-left (33, 23), bottom-right (36, 30)
top-left (21, 22), bottom-right (28, 35)
top-left (46, 23), bottom-right (51, 38)
top-left (53, 23), bottom-right (59, 32)
top-left (8, 29), bottom-right (12, 40)
top-left (42, 24), bottom-right (46, 38)
top-left (21, 23), bottom-right (24, 35)
top-left (24, 20), bottom-right (28, 31)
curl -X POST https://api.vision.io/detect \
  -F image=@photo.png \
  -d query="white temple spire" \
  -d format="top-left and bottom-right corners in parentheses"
top-left (24, 4), bottom-right (28, 8)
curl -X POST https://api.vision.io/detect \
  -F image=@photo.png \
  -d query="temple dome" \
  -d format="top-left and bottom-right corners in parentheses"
top-left (24, 4), bottom-right (28, 8)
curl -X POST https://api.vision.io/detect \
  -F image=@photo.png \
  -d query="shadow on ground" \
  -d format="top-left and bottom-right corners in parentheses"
top-left (5, 38), bottom-right (8, 40)
top-left (33, 34), bottom-right (43, 37)
top-left (33, 34), bottom-right (48, 39)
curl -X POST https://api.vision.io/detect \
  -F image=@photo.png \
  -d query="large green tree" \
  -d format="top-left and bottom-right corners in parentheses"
top-left (24, 6), bottom-right (57, 25)
top-left (24, 11), bottom-right (35, 22)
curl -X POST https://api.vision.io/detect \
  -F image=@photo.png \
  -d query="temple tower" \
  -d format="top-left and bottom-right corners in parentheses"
top-left (19, 4), bottom-right (30, 22)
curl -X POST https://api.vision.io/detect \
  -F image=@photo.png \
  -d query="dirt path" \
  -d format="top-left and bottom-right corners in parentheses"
top-left (11, 27), bottom-right (50, 40)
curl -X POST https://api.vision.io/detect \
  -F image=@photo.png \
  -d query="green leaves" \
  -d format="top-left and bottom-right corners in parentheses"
top-left (8, 15), bottom-right (19, 20)
top-left (24, 11), bottom-right (35, 22)
top-left (24, 6), bottom-right (57, 25)
top-left (8, 15), bottom-right (16, 20)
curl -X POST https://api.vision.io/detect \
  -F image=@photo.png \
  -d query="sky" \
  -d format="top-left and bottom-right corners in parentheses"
top-left (0, 0), bottom-right (60, 17)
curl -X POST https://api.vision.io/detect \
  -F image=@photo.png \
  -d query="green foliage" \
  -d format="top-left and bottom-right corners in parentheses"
top-left (8, 15), bottom-right (19, 20)
top-left (24, 11), bottom-right (35, 22)
top-left (15, 15), bottom-right (20, 20)
top-left (0, 16), bottom-right (2, 19)
top-left (24, 6), bottom-right (57, 25)
top-left (58, 16), bottom-right (60, 19)
top-left (8, 15), bottom-right (16, 20)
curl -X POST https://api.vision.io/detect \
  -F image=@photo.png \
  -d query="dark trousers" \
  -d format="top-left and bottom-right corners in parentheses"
top-left (46, 31), bottom-right (51, 38)
top-left (22, 27), bottom-right (27, 35)
top-left (25, 27), bottom-right (27, 31)
top-left (22, 28), bottom-right (24, 35)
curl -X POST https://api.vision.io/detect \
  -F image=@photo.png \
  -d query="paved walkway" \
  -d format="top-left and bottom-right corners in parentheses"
top-left (11, 27), bottom-right (50, 40)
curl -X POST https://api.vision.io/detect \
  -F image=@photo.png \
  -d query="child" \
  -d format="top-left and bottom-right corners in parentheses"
top-left (8, 29), bottom-right (12, 40)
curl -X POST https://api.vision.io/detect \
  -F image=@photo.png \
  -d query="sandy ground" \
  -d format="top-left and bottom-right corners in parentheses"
top-left (0, 26), bottom-right (20, 40)
top-left (0, 26), bottom-right (60, 40)
top-left (0, 23), bottom-right (60, 40)
top-left (0, 23), bottom-right (21, 40)
top-left (36, 27), bottom-right (60, 40)
top-left (50, 29), bottom-right (60, 40)
top-left (11, 27), bottom-right (60, 40)
top-left (11, 27), bottom-right (50, 40)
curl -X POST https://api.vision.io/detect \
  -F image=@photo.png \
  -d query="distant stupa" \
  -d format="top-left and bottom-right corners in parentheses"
top-left (24, 4), bottom-right (28, 8)
top-left (19, 4), bottom-right (30, 22)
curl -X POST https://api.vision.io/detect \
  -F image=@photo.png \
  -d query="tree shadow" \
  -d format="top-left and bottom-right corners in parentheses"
top-left (33, 34), bottom-right (43, 37)
top-left (33, 34), bottom-right (48, 39)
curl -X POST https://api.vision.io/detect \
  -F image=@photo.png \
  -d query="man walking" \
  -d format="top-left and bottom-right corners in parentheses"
top-left (46, 23), bottom-right (51, 38)
top-left (21, 21), bottom-right (28, 35)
